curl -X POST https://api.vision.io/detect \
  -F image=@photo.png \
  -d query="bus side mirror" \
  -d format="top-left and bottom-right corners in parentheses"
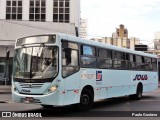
top-left (64, 48), bottom-right (71, 65)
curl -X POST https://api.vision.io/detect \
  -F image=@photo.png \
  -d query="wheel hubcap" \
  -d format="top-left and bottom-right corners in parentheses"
top-left (81, 94), bottom-right (90, 105)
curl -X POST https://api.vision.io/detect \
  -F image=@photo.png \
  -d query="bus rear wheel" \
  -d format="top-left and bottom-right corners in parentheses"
top-left (129, 84), bottom-right (143, 100)
top-left (76, 89), bottom-right (94, 111)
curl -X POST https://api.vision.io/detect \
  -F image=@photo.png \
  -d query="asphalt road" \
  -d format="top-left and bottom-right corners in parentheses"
top-left (0, 88), bottom-right (160, 119)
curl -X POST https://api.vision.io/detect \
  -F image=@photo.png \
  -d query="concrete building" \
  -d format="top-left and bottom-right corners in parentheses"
top-left (80, 18), bottom-right (88, 38)
top-left (0, 0), bottom-right (80, 28)
top-left (146, 39), bottom-right (160, 56)
top-left (116, 24), bottom-right (128, 39)
top-left (129, 37), bottom-right (140, 50)
top-left (95, 24), bottom-right (140, 50)
top-left (145, 32), bottom-right (160, 56)
top-left (101, 37), bottom-right (140, 50)
top-left (154, 32), bottom-right (160, 39)
top-left (0, 0), bottom-right (80, 85)
top-left (154, 39), bottom-right (160, 50)
top-left (154, 32), bottom-right (160, 54)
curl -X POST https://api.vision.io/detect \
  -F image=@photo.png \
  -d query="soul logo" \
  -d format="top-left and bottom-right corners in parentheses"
top-left (21, 89), bottom-right (31, 93)
top-left (133, 74), bottom-right (148, 81)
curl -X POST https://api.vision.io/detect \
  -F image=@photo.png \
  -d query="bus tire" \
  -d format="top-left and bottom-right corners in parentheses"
top-left (75, 89), bottom-right (94, 111)
top-left (129, 84), bottom-right (143, 100)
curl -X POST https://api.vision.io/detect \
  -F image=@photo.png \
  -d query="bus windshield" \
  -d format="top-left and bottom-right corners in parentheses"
top-left (13, 46), bottom-right (58, 79)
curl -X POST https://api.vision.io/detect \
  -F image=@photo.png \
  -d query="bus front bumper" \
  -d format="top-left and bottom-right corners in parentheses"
top-left (12, 90), bottom-right (63, 106)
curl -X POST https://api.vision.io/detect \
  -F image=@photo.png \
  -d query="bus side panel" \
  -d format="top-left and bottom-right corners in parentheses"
top-left (80, 68), bottom-right (101, 101)
top-left (63, 72), bottom-right (81, 105)
top-left (100, 87), bottom-right (108, 99)
top-left (64, 90), bottom-right (81, 105)
top-left (142, 72), bottom-right (158, 92)
top-left (102, 70), bottom-right (158, 99)
top-left (63, 68), bottom-right (158, 105)
top-left (105, 70), bottom-right (135, 98)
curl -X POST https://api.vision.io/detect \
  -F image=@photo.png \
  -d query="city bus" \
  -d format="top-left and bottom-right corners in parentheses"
top-left (12, 33), bottom-right (158, 110)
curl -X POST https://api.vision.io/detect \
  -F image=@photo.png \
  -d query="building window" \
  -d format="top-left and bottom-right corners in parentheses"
top-left (6, 0), bottom-right (22, 20)
top-left (53, 0), bottom-right (70, 23)
top-left (29, 0), bottom-right (46, 22)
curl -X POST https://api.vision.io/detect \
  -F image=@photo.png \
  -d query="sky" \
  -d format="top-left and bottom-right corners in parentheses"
top-left (81, 0), bottom-right (160, 45)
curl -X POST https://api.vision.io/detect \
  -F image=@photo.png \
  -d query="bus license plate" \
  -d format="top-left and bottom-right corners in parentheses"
top-left (25, 97), bottom-right (34, 102)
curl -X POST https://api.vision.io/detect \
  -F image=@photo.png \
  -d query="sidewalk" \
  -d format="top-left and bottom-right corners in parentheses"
top-left (0, 85), bottom-right (11, 94)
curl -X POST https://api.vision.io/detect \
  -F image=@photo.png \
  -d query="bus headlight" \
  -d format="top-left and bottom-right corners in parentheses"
top-left (48, 85), bottom-right (58, 93)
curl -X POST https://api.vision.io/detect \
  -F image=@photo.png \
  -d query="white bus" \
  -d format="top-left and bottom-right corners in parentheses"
top-left (12, 33), bottom-right (158, 110)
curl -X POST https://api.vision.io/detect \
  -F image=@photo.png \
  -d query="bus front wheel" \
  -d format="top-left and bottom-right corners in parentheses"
top-left (76, 89), bottom-right (94, 110)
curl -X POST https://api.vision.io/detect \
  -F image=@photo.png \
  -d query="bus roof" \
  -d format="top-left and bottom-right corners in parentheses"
top-left (16, 33), bottom-right (157, 58)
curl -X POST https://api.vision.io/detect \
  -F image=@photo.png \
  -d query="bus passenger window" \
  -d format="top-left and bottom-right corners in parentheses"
top-left (120, 52), bottom-right (126, 69)
top-left (126, 53), bottom-right (130, 69)
top-left (98, 49), bottom-right (107, 68)
top-left (145, 57), bottom-right (152, 71)
top-left (113, 51), bottom-right (125, 69)
top-left (131, 54), bottom-right (136, 69)
top-left (136, 55), bottom-right (145, 70)
top-left (81, 45), bottom-right (97, 68)
top-left (82, 45), bottom-right (96, 56)
top-left (152, 58), bottom-right (157, 71)
top-left (107, 50), bottom-right (113, 68)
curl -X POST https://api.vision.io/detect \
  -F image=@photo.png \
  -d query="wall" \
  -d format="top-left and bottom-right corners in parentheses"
top-left (0, 20), bottom-right (76, 41)
top-left (0, 46), bottom-right (14, 57)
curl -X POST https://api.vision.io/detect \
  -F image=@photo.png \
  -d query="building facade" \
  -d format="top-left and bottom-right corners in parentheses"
top-left (129, 37), bottom-right (140, 50)
top-left (100, 37), bottom-right (140, 50)
top-left (0, 0), bottom-right (80, 28)
top-left (145, 32), bottom-right (160, 56)
top-left (80, 18), bottom-right (88, 38)
top-left (91, 25), bottom-right (140, 50)
top-left (154, 32), bottom-right (160, 53)
top-left (0, 0), bottom-right (80, 85)
top-left (115, 24), bottom-right (128, 39)
top-left (154, 32), bottom-right (160, 39)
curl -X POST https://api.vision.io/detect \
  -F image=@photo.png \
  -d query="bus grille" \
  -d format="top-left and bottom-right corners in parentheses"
top-left (19, 83), bottom-right (44, 89)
